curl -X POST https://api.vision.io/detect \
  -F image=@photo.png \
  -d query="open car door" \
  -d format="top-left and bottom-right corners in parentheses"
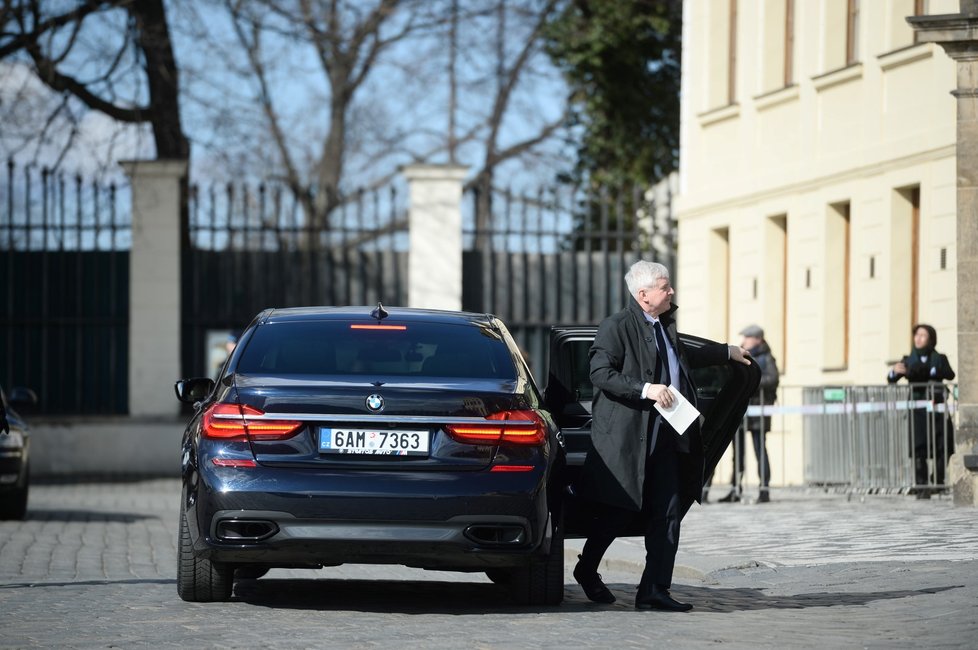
top-left (545, 326), bottom-right (761, 537)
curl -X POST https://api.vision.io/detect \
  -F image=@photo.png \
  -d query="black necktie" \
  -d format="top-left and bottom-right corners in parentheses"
top-left (653, 321), bottom-right (672, 386)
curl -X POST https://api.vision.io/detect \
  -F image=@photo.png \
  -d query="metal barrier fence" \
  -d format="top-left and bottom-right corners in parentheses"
top-left (799, 383), bottom-right (956, 495)
top-left (719, 383), bottom-right (957, 497)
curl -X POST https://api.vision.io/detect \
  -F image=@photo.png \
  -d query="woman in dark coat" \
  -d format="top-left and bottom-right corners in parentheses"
top-left (887, 324), bottom-right (955, 497)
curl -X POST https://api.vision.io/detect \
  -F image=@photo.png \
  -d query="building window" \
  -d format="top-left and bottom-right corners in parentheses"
top-left (846, 0), bottom-right (860, 65)
top-left (910, 187), bottom-right (920, 326)
top-left (706, 0), bottom-right (738, 108)
top-left (888, 0), bottom-right (924, 51)
top-left (891, 186), bottom-right (920, 364)
top-left (761, 0), bottom-right (794, 92)
top-left (824, 201), bottom-right (850, 370)
top-left (913, 0), bottom-right (928, 44)
top-left (784, 0), bottom-right (795, 86)
top-left (728, 0), bottom-right (738, 105)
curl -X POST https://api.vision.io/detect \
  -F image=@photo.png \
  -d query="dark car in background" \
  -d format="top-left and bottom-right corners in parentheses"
top-left (0, 385), bottom-right (38, 520)
top-left (175, 306), bottom-right (565, 605)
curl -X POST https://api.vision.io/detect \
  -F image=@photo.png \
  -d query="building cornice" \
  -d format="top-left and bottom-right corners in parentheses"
top-left (908, 14), bottom-right (978, 61)
top-left (677, 145), bottom-right (955, 219)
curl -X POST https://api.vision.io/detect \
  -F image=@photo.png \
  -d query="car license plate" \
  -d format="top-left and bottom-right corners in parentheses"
top-left (319, 428), bottom-right (430, 456)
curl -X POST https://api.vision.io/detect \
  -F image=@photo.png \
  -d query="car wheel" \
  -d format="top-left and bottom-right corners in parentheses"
top-left (0, 467), bottom-right (28, 521)
top-left (508, 512), bottom-right (564, 606)
top-left (177, 500), bottom-right (234, 602)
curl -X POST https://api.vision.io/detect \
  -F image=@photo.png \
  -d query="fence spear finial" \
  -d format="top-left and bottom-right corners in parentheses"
top-left (371, 302), bottom-right (389, 321)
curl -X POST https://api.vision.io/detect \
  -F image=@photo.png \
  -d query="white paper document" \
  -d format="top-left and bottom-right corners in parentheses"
top-left (654, 385), bottom-right (701, 435)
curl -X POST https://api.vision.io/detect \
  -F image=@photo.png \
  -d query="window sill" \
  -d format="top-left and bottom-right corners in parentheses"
top-left (697, 103), bottom-right (740, 127)
top-left (812, 63), bottom-right (863, 92)
top-left (879, 43), bottom-right (933, 71)
top-left (754, 84), bottom-right (800, 112)
top-left (821, 366), bottom-right (849, 373)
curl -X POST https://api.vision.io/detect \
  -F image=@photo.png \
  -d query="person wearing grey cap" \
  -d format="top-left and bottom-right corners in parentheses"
top-left (717, 324), bottom-right (779, 504)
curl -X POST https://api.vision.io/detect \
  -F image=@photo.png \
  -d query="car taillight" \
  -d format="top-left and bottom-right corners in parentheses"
top-left (202, 403), bottom-right (302, 441)
top-left (445, 410), bottom-right (546, 446)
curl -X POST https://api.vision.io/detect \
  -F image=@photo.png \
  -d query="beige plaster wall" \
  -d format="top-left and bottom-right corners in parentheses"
top-left (677, 1), bottom-right (960, 485)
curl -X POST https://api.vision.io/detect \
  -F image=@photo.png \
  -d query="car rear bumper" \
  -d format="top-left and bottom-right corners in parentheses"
top-left (192, 510), bottom-right (552, 569)
top-left (187, 463), bottom-right (553, 570)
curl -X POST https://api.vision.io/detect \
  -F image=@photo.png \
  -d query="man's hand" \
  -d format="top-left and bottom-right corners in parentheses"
top-left (646, 383), bottom-right (674, 408)
top-left (728, 344), bottom-right (751, 365)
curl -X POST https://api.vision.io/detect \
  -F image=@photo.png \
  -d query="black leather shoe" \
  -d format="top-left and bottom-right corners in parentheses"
top-left (573, 557), bottom-right (616, 604)
top-left (635, 586), bottom-right (693, 612)
top-left (717, 490), bottom-right (741, 503)
top-left (757, 490), bottom-right (770, 503)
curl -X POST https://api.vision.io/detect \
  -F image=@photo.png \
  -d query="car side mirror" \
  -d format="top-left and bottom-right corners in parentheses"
top-left (174, 377), bottom-right (215, 403)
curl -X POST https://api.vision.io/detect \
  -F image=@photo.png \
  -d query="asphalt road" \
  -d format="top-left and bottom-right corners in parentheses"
top-left (1, 479), bottom-right (976, 649)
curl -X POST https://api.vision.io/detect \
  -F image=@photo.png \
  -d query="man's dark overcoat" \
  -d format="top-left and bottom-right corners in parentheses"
top-left (576, 300), bottom-right (728, 511)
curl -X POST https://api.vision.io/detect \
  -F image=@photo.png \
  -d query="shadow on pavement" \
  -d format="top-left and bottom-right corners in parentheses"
top-left (0, 578), bottom-right (174, 590)
top-left (22, 510), bottom-right (159, 524)
top-left (668, 583), bottom-right (963, 613)
top-left (231, 578), bottom-right (963, 614)
top-left (233, 578), bottom-right (606, 614)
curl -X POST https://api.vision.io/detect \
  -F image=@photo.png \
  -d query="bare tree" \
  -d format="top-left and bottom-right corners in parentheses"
top-left (184, 1), bottom-right (568, 235)
top-left (0, 0), bottom-right (188, 163)
top-left (458, 0), bottom-right (568, 247)
top-left (215, 0), bottom-right (434, 231)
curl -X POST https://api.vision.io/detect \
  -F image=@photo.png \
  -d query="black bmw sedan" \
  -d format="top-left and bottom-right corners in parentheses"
top-left (175, 306), bottom-right (565, 605)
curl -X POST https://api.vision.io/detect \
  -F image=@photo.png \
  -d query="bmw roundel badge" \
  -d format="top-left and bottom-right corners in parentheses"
top-left (366, 394), bottom-right (385, 412)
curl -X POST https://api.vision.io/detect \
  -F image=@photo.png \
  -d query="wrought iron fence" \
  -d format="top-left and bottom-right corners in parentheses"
top-left (0, 161), bottom-right (130, 414)
top-left (182, 180), bottom-right (408, 380)
top-left (462, 179), bottom-right (677, 380)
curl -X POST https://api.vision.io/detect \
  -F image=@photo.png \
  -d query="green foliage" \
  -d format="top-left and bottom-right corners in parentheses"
top-left (545, 0), bottom-right (682, 190)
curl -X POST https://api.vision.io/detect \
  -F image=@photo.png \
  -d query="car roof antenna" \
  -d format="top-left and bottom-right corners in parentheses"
top-left (371, 302), bottom-right (389, 322)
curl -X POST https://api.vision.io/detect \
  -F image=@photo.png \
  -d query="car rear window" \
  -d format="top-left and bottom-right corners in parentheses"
top-left (235, 321), bottom-right (518, 380)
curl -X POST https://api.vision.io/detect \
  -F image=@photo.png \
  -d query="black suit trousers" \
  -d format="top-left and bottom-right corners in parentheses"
top-left (579, 419), bottom-right (682, 590)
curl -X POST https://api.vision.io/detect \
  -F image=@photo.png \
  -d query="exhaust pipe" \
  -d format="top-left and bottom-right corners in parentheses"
top-left (216, 519), bottom-right (278, 542)
top-left (464, 524), bottom-right (526, 546)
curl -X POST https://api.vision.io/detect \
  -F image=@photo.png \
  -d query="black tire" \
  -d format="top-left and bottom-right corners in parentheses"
top-left (0, 465), bottom-right (28, 521)
top-left (177, 501), bottom-right (234, 602)
top-left (508, 513), bottom-right (564, 606)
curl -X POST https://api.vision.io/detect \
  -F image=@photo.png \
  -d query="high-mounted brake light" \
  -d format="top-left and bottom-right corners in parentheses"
top-left (202, 403), bottom-right (302, 441)
top-left (445, 410), bottom-right (546, 446)
top-left (350, 324), bottom-right (407, 331)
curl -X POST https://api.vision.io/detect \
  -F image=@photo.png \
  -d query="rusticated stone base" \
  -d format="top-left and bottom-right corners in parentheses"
top-left (950, 453), bottom-right (978, 506)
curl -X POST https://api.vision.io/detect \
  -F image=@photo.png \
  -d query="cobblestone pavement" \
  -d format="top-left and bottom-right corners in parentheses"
top-left (1, 480), bottom-right (977, 649)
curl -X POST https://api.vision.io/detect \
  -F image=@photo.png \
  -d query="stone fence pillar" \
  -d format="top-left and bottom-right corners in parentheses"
top-left (402, 164), bottom-right (469, 310)
top-left (119, 159), bottom-right (186, 417)
top-left (910, 3), bottom-right (978, 505)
